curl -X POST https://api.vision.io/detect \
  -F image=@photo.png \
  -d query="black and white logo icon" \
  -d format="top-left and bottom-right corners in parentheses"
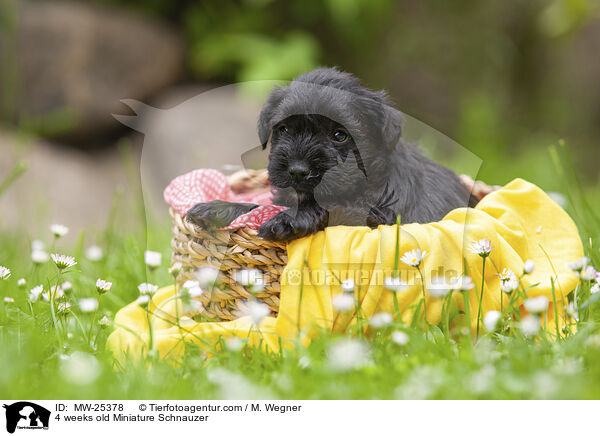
top-left (3, 402), bottom-right (50, 434)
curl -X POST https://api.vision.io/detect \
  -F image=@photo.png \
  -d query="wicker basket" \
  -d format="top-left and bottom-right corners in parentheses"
top-left (170, 170), bottom-right (498, 322)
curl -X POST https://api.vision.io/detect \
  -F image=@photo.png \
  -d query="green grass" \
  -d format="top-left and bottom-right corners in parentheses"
top-left (1, 143), bottom-right (600, 400)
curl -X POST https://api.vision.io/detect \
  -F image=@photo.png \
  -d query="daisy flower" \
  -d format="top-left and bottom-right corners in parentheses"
top-left (451, 275), bottom-right (474, 291)
top-left (98, 315), bottom-right (111, 328)
top-left (332, 294), bottom-right (355, 312)
top-left (384, 276), bottom-right (409, 292)
top-left (96, 279), bottom-right (112, 295)
top-left (520, 315), bottom-right (540, 337)
top-left (138, 283), bottom-right (158, 296)
top-left (369, 312), bottom-right (392, 328)
top-left (57, 302), bottom-right (72, 314)
top-left (29, 285), bottom-right (44, 302)
top-left (196, 266), bottom-right (219, 288)
top-left (0, 266), bottom-right (11, 280)
top-left (4, 297), bottom-right (14, 303)
top-left (580, 265), bottom-right (597, 281)
top-left (327, 339), bottom-right (370, 372)
top-left (341, 278), bottom-right (355, 293)
top-left (168, 262), bottom-right (182, 278)
top-left (17, 278), bottom-right (26, 288)
top-left (392, 330), bottom-right (410, 345)
top-left (136, 295), bottom-right (151, 308)
top-left (144, 250), bottom-right (162, 269)
top-left (181, 280), bottom-right (203, 298)
top-left (566, 257), bottom-right (589, 273)
top-left (78, 298), bottom-right (99, 313)
top-left (85, 245), bottom-right (103, 261)
top-left (31, 250), bottom-right (49, 264)
top-left (50, 224), bottom-right (69, 238)
top-left (524, 296), bottom-right (549, 314)
top-left (427, 276), bottom-right (451, 298)
top-left (50, 253), bottom-right (77, 270)
top-left (242, 300), bottom-right (270, 325)
top-left (483, 310), bottom-right (502, 332)
top-left (523, 260), bottom-right (535, 275)
top-left (400, 249), bottom-right (427, 268)
top-left (469, 238), bottom-right (493, 257)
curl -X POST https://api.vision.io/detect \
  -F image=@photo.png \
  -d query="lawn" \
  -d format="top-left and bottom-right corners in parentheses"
top-left (1, 142), bottom-right (600, 400)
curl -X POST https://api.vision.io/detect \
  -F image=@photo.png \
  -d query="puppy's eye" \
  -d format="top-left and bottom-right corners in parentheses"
top-left (332, 130), bottom-right (348, 143)
top-left (278, 125), bottom-right (288, 135)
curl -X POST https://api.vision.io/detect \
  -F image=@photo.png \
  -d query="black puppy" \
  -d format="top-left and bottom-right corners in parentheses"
top-left (187, 67), bottom-right (475, 242)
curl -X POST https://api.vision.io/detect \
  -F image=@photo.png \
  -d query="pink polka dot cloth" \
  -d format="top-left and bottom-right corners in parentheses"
top-left (163, 169), bottom-right (287, 230)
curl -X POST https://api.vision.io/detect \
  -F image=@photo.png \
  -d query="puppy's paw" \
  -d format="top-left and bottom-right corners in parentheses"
top-left (258, 210), bottom-right (322, 242)
top-left (186, 200), bottom-right (258, 229)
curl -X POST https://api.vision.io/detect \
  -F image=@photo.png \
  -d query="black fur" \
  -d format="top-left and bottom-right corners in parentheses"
top-left (187, 67), bottom-right (475, 242)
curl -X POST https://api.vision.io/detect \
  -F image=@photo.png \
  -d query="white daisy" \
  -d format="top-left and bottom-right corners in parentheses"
top-left (370, 312), bottom-right (393, 328)
top-left (136, 294), bottom-right (151, 308)
top-left (523, 260), bottom-right (535, 275)
top-left (0, 266), bottom-right (11, 280)
top-left (341, 278), bottom-right (355, 293)
top-left (50, 224), bottom-right (69, 238)
top-left (195, 266), bottom-right (220, 288)
top-left (332, 294), bottom-right (355, 312)
top-left (31, 250), bottom-right (49, 264)
top-left (144, 250), bottom-right (162, 269)
top-left (29, 285), bottom-right (43, 302)
top-left (42, 286), bottom-right (64, 301)
top-left (50, 253), bottom-right (77, 270)
top-left (524, 296), bottom-right (549, 314)
top-left (327, 339), bottom-right (370, 372)
top-left (451, 275), bottom-right (474, 291)
top-left (17, 278), bottom-right (26, 288)
top-left (61, 281), bottom-right (72, 292)
top-left (566, 257), bottom-right (589, 273)
top-left (242, 300), bottom-right (270, 325)
top-left (85, 245), bottom-right (103, 261)
top-left (31, 239), bottom-right (45, 251)
top-left (96, 279), bottom-right (112, 295)
top-left (427, 276), bottom-right (451, 298)
top-left (59, 351), bottom-right (101, 385)
top-left (182, 280), bottom-right (203, 298)
top-left (384, 276), bottom-right (409, 292)
top-left (468, 238), bottom-right (493, 257)
top-left (4, 297), bottom-right (14, 303)
top-left (591, 283), bottom-right (600, 295)
top-left (57, 302), bottom-right (72, 314)
top-left (98, 315), bottom-right (111, 328)
top-left (400, 249), bottom-right (427, 267)
top-left (78, 298), bottom-right (98, 313)
top-left (391, 330), bottom-right (410, 345)
top-left (520, 315), bottom-right (540, 337)
top-left (580, 266), bottom-right (597, 281)
top-left (225, 337), bottom-right (245, 352)
top-left (168, 262), bottom-right (182, 277)
top-left (501, 279), bottom-right (519, 294)
top-left (138, 283), bottom-right (158, 296)
top-left (483, 310), bottom-right (502, 332)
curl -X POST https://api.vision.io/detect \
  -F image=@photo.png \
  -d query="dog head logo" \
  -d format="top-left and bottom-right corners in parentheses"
top-left (3, 402), bottom-right (50, 434)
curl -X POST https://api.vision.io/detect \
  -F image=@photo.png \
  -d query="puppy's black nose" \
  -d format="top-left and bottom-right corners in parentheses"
top-left (288, 162), bottom-right (310, 182)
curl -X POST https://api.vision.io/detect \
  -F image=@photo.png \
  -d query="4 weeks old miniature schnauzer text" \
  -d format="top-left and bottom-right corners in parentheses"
top-left (187, 67), bottom-right (475, 242)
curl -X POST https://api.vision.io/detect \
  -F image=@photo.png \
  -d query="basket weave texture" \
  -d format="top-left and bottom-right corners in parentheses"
top-left (170, 170), bottom-right (286, 321)
top-left (170, 170), bottom-right (498, 322)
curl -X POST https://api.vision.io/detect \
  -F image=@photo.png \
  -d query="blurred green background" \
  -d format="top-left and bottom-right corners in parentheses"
top-left (1, 0), bottom-right (599, 233)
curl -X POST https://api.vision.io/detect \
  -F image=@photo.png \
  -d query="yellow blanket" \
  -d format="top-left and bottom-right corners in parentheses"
top-left (107, 179), bottom-right (583, 362)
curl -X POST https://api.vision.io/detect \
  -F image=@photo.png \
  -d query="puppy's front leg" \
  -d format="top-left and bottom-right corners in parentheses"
top-left (186, 200), bottom-right (259, 229)
top-left (258, 207), bottom-right (327, 242)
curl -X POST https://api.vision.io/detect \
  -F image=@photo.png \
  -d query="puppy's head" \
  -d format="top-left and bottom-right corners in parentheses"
top-left (257, 67), bottom-right (404, 203)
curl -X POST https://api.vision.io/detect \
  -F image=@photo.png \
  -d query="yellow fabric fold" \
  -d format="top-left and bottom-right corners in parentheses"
top-left (107, 179), bottom-right (584, 363)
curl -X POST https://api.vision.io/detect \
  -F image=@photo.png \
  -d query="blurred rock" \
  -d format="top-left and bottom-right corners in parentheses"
top-left (0, 0), bottom-right (184, 143)
top-left (0, 129), bottom-right (138, 239)
top-left (115, 83), bottom-right (267, 213)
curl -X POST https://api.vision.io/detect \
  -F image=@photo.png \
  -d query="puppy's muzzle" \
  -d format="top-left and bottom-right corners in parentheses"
top-left (288, 161), bottom-right (310, 183)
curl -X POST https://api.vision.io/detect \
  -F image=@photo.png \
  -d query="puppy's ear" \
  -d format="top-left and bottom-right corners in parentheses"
top-left (376, 91), bottom-right (404, 149)
top-left (258, 85), bottom-right (286, 150)
top-left (381, 105), bottom-right (404, 150)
